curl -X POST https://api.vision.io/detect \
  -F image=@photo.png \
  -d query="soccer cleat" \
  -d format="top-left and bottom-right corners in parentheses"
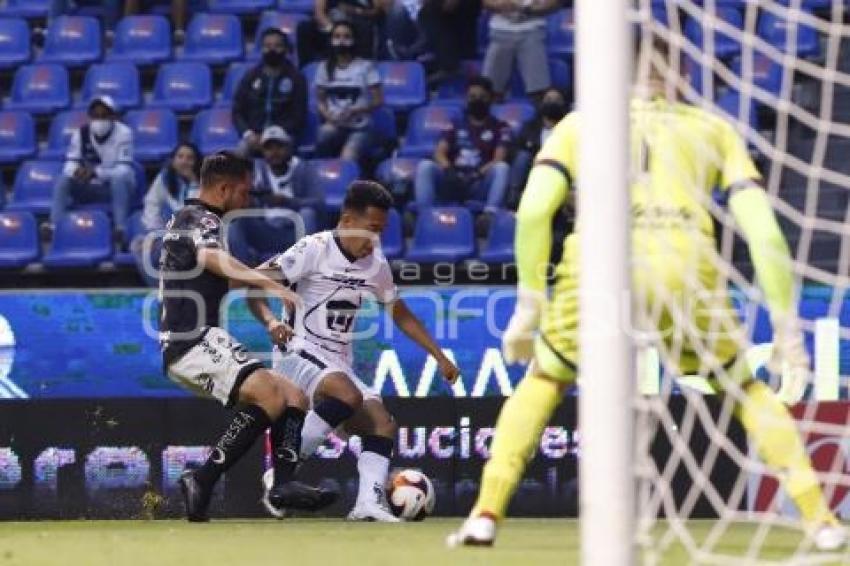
top-left (178, 470), bottom-right (212, 523)
top-left (813, 522), bottom-right (847, 552)
top-left (347, 501), bottom-right (401, 523)
top-left (446, 515), bottom-right (497, 548)
top-left (264, 480), bottom-right (338, 514)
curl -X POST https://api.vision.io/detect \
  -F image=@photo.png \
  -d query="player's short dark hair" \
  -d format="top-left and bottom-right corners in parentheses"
top-left (342, 180), bottom-right (394, 213)
top-left (468, 75), bottom-right (494, 95)
top-left (260, 27), bottom-right (291, 51)
top-left (200, 150), bottom-right (253, 189)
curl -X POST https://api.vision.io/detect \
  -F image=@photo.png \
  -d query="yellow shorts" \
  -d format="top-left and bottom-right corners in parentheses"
top-left (534, 234), bottom-right (742, 383)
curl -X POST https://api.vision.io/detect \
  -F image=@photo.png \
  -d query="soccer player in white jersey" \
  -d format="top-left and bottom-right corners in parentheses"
top-left (249, 180), bottom-right (460, 521)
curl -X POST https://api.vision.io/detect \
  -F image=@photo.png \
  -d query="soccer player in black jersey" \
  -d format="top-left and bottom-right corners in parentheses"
top-left (158, 151), bottom-right (335, 521)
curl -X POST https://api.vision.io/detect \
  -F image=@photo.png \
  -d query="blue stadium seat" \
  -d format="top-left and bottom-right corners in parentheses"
top-left (250, 11), bottom-right (305, 63)
top-left (399, 105), bottom-right (462, 158)
top-left (0, 211), bottom-right (39, 268)
top-left (39, 16), bottom-right (102, 67)
top-left (6, 64), bottom-right (70, 115)
top-left (405, 207), bottom-right (475, 263)
top-left (757, 10), bottom-right (820, 58)
top-left (0, 18), bottom-right (31, 69)
top-left (217, 61), bottom-right (252, 106)
top-left (0, 111), bottom-right (36, 163)
top-left (716, 90), bottom-right (758, 132)
top-left (191, 107), bottom-right (239, 155)
top-left (7, 160), bottom-right (63, 215)
top-left (371, 106), bottom-right (398, 146)
top-left (108, 15), bottom-right (172, 65)
top-left (378, 62), bottom-right (427, 112)
top-left (150, 62), bottom-right (213, 112)
top-left (113, 210), bottom-right (145, 266)
top-left (277, 0), bottom-right (315, 12)
top-left (179, 13), bottom-right (244, 65)
top-left (504, 58), bottom-right (570, 99)
top-left (732, 54), bottom-right (783, 97)
top-left (685, 8), bottom-right (744, 60)
top-left (479, 209), bottom-right (515, 264)
top-left (207, 0), bottom-right (275, 13)
top-left (492, 102), bottom-right (535, 136)
top-left (77, 62), bottom-right (141, 110)
top-left (41, 109), bottom-right (88, 160)
top-left (43, 211), bottom-right (113, 268)
top-left (125, 108), bottom-right (179, 162)
top-left (1, 0), bottom-right (50, 18)
top-left (547, 9), bottom-right (574, 57)
top-left (380, 208), bottom-right (403, 260)
top-left (302, 60), bottom-right (320, 105)
top-left (297, 110), bottom-right (320, 156)
top-left (435, 60), bottom-right (482, 101)
top-left (376, 156), bottom-right (420, 205)
top-left (310, 159), bottom-right (361, 211)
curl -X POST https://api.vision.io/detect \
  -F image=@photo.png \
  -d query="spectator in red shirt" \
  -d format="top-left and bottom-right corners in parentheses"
top-left (414, 76), bottom-right (511, 219)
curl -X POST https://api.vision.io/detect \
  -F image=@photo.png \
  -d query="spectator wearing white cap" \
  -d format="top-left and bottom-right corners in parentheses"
top-left (227, 126), bottom-right (324, 267)
top-left (47, 95), bottom-right (136, 243)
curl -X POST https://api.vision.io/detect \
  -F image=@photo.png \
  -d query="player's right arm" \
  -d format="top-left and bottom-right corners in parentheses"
top-left (502, 114), bottom-right (575, 364)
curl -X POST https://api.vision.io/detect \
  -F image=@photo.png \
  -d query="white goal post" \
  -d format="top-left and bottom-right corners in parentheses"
top-left (576, 0), bottom-right (635, 565)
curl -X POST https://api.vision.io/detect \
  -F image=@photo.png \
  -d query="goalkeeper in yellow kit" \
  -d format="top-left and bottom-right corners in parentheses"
top-left (447, 40), bottom-right (846, 551)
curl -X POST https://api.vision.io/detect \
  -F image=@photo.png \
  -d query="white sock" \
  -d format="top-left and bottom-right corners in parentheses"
top-left (356, 451), bottom-right (390, 508)
top-left (299, 410), bottom-right (333, 460)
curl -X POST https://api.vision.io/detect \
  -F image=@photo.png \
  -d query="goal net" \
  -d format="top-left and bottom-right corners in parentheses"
top-left (626, 0), bottom-right (850, 564)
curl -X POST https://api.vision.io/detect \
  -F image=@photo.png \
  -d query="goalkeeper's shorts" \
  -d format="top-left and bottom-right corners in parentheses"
top-left (534, 237), bottom-right (742, 383)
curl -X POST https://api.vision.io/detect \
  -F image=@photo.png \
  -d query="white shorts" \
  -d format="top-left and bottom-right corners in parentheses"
top-left (273, 348), bottom-right (379, 408)
top-left (166, 327), bottom-right (264, 407)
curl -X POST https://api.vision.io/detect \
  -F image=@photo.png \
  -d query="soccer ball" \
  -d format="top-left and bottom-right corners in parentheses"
top-left (387, 469), bottom-right (435, 521)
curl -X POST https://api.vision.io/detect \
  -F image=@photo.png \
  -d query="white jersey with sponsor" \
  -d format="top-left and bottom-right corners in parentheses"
top-left (266, 230), bottom-right (397, 366)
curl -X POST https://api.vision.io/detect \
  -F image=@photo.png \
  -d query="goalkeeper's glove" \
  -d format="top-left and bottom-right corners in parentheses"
top-left (502, 289), bottom-right (546, 365)
top-left (767, 315), bottom-right (811, 405)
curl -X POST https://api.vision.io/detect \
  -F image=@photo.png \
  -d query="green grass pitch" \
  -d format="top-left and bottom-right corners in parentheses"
top-left (0, 519), bottom-right (845, 565)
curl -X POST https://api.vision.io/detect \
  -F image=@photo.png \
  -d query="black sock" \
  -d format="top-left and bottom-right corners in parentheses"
top-left (315, 396), bottom-right (355, 428)
top-left (270, 406), bottom-right (306, 486)
top-left (363, 435), bottom-right (394, 459)
top-left (195, 404), bottom-right (271, 489)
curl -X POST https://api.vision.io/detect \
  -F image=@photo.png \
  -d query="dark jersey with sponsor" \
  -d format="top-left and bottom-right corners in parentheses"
top-left (442, 115), bottom-right (512, 172)
top-left (158, 200), bottom-right (228, 366)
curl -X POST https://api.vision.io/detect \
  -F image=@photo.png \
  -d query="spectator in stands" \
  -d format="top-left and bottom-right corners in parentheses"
top-left (125, 0), bottom-right (189, 44)
top-left (133, 142), bottom-right (201, 286)
top-left (384, 0), bottom-right (430, 61)
top-left (481, 0), bottom-right (559, 102)
top-left (47, 95), bottom-right (136, 244)
top-left (233, 28), bottom-right (307, 157)
top-left (414, 76), bottom-right (511, 225)
top-left (315, 21), bottom-right (384, 166)
top-left (508, 87), bottom-right (568, 207)
top-left (418, 0), bottom-right (482, 86)
top-left (140, 142), bottom-right (201, 233)
top-left (299, 0), bottom-right (384, 63)
top-left (227, 126), bottom-right (322, 267)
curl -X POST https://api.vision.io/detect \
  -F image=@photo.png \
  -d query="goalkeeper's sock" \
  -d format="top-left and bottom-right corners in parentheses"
top-left (736, 380), bottom-right (836, 527)
top-left (472, 372), bottom-right (561, 520)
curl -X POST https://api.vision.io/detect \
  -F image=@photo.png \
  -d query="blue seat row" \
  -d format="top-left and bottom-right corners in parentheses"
top-left (0, 0), bottom-right (314, 19)
top-left (0, 207), bottom-right (516, 269)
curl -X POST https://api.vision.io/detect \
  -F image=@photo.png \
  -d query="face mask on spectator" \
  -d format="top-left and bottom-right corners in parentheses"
top-left (262, 49), bottom-right (287, 67)
top-left (331, 38), bottom-right (355, 56)
top-left (541, 101), bottom-right (566, 121)
top-left (467, 98), bottom-right (490, 120)
top-left (90, 119), bottom-right (113, 138)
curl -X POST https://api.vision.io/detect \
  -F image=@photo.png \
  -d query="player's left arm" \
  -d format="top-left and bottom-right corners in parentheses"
top-left (390, 299), bottom-right (460, 384)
